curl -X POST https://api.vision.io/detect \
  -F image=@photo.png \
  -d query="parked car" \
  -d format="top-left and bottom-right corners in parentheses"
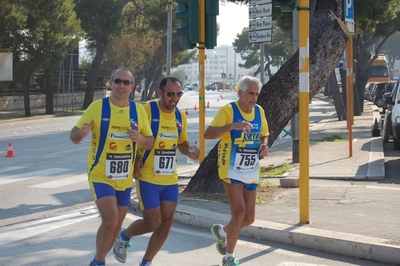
top-left (206, 82), bottom-right (216, 91)
top-left (382, 79), bottom-right (400, 149)
top-left (382, 80), bottom-right (398, 112)
top-left (184, 82), bottom-right (198, 92)
top-left (371, 82), bottom-right (388, 108)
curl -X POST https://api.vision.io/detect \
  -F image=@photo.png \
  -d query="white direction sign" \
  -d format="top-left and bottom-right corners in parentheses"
top-left (249, 29), bottom-right (272, 43)
top-left (249, 17), bottom-right (272, 31)
top-left (249, 0), bottom-right (272, 6)
top-left (249, 3), bottom-right (272, 19)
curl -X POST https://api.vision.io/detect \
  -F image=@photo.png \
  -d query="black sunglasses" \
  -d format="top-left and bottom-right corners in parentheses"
top-left (164, 91), bottom-right (184, 97)
top-left (113, 78), bottom-right (133, 86)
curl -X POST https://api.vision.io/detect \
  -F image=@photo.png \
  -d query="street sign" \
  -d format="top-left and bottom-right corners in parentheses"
top-left (249, 3), bottom-right (272, 19)
top-left (249, 29), bottom-right (272, 43)
top-left (249, 17), bottom-right (272, 31)
top-left (249, 0), bottom-right (272, 6)
top-left (344, 0), bottom-right (354, 34)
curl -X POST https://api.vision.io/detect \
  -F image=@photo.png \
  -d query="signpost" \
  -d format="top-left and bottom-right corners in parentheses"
top-left (249, 29), bottom-right (272, 43)
top-left (248, 0), bottom-right (272, 44)
top-left (344, 0), bottom-right (354, 157)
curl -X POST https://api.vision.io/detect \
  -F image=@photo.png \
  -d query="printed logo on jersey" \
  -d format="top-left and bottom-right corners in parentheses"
top-left (158, 133), bottom-right (178, 140)
top-left (111, 125), bottom-right (128, 131)
top-left (109, 142), bottom-right (117, 151)
top-left (125, 144), bottom-right (132, 151)
top-left (108, 132), bottom-right (130, 140)
top-left (243, 132), bottom-right (261, 142)
top-left (159, 142), bottom-right (166, 149)
top-left (101, 118), bottom-right (110, 122)
top-left (161, 125), bottom-right (177, 131)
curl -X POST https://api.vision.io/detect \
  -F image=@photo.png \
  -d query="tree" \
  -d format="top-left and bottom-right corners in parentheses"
top-left (353, 0), bottom-right (400, 114)
top-left (0, 0), bottom-right (82, 116)
top-left (74, 0), bottom-right (129, 109)
top-left (184, 0), bottom-right (349, 193)
top-left (380, 32), bottom-right (400, 70)
top-left (233, 26), bottom-right (292, 79)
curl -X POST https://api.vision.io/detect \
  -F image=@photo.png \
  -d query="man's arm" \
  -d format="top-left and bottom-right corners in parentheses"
top-left (204, 120), bottom-right (254, 140)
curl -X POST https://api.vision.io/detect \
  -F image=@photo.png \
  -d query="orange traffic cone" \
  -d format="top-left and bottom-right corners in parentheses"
top-left (207, 101), bottom-right (210, 108)
top-left (5, 142), bottom-right (15, 157)
top-left (372, 118), bottom-right (380, 137)
top-left (185, 108), bottom-right (189, 115)
top-left (194, 105), bottom-right (197, 111)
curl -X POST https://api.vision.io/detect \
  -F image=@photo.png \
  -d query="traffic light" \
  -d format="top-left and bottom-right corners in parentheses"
top-left (205, 0), bottom-right (219, 49)
top-left (176, 0), bottom-right (200, 49)
top-left (273, 0), bottom-right (296, 12)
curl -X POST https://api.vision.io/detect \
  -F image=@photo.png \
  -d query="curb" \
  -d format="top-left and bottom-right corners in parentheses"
top-left (129, 199), bottom-right (400, 265)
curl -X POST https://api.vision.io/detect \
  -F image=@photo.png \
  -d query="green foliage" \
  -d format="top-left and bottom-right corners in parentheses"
top-left (260, 163), bottom-right (291, 177)
top-left (355, 0), bottom-right (400, 35)
top-left (233, 25), bottom-right (292, 72)
top-left (310, 134), bottom-right (347, 142)
top-left (0, 0), bottom-right (82, 79)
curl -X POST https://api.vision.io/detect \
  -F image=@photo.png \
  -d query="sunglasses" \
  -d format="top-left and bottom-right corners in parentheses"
top-left (113, 78), bottom-right (133, 86)
top-left (164, 91), bottom-right (184, 97)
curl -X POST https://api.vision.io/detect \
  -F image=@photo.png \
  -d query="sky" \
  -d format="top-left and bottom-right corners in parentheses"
top-left (217, 1), bottom-right (249, 46)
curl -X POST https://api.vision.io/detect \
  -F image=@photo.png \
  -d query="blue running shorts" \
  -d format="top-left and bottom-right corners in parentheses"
top-left (91, 182), bottom-right (132, 206)
top-left (223, 178), bottom-right (259, 191)
top-left (137, 180), bottom-right (179, 210)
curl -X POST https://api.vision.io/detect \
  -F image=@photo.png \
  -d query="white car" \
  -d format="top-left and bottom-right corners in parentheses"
top-left (185, 82), bottom-right (198, 92)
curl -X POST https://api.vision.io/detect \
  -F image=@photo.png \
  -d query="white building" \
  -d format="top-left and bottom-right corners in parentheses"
top-left (174, 45), bottom-right (256, 88)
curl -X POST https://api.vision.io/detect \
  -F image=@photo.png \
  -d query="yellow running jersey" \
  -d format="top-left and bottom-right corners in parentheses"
top-left (76, 98), bottom-right (152, 190)
top-left (209, 101), bottom-right (269, 183)
top-left (137, 101), bottom-right (188, 185)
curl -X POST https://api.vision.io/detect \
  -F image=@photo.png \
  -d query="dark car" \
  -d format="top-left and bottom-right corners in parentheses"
top-left (206, 82), bottom-right (216, 91)
top-left (382, 81), bottom-right (398, 112)
top-left (371, 82), bottom-right (388, 108)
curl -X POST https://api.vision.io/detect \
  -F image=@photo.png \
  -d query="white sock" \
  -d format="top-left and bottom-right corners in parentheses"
top-left (225, 253), bottom-right (234, 260)
top-left (219, 226), bottom-right (227, 238)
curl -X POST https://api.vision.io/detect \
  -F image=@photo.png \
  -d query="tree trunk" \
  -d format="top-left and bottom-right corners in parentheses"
top-left (329, 70), bottom-right (347, 120)
top-left (82, 36), bottom-right (108, 109)
top-left (44, 68), bottom-right (55, 114)
top-left (23, 77), bottom-right (31, 117)
top-left (183, 0), bottom-right (349, 194)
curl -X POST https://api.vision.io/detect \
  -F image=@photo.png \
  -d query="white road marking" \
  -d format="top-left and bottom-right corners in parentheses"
top-left (0, 166), bottom-right (25, 173)
top-left (0, 168), bottom-right (70, 186)
top-left (30, 173), bottom-right (88, 188)
top-left (0, 207), bottom-right (99, 247)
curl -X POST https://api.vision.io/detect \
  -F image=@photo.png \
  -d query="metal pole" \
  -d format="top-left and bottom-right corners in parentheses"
top-left (298, 0), bottom-right (310, 224)
top-left (260, 43), bottom-right (265, 83)
top-left (291, 4), bottom-right (299, 163)
top-left (199, 0), bottom-right (206, 162)
top-left (346, 36), bottom-right (353, 157)
top-left (166, 0), bottom-right (173, 76)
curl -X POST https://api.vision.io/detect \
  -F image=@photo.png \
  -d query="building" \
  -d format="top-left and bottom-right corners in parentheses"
top-left (173, 45), bottom-right (256, 88)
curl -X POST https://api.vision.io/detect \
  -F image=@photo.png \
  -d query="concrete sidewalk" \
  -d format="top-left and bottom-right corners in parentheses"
top-left (130, 98), bottom-right (400, 265)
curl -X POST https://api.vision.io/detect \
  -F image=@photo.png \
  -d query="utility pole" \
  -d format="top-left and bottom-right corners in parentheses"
top-left (291, 4), bottom-right (299, 163)
top-left (298, 0), bottom-right (310, 224)
top-left (166, 0), bottom-right (173, 76)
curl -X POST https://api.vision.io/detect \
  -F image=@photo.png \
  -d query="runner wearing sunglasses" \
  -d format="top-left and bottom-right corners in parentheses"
top-left (70, 66), bottom-right (154, 266)
top-left (113, 76), bottom-right (199, 266)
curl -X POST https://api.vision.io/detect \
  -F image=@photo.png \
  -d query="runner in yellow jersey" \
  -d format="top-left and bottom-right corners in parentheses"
top-left (70, 67), bottom-right (154, 266)
top-left (113, 76), bottom-right (199, 266)
top-left (204, 76), bottom-right (269, 266)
